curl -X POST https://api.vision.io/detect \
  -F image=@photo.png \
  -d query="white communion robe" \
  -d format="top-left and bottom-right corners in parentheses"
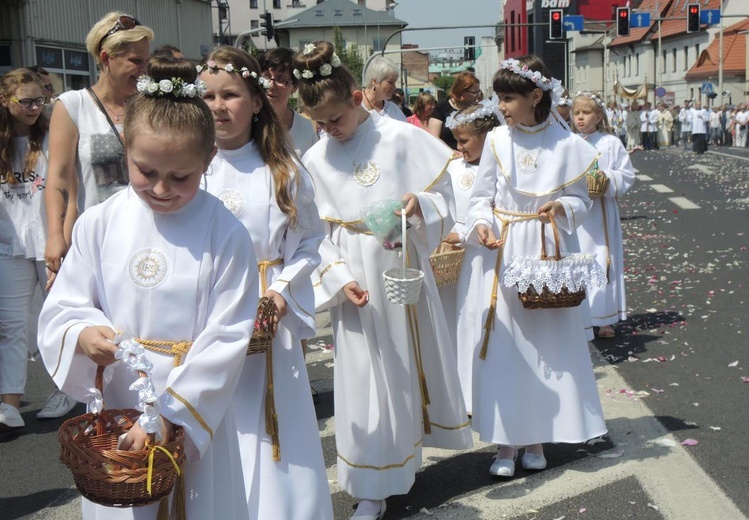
top-left (464, 121), bottom-right (608, 446)
top-left (577, 131), bottom-right (635, 327)
top-left (203, 142), bottom-right (332, 520)
top-left (440, 158), bottom-right (484, 415)
top-left (303, 114), bottom-right (473, 500)
top-left (37, 188), bottom-right (259, 520)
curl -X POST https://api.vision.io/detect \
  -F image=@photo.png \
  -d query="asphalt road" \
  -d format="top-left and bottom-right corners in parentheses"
top-left (2, 145), bottom-right (747, 519)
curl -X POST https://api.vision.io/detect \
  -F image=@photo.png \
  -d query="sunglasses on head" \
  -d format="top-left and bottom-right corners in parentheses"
top-left (98, 15), bottom-right (142, 53)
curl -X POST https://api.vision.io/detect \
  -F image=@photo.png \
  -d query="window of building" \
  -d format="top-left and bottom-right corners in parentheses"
top-left (510, 11), bottom-right (516, 53)
top-left (334, 9), bottom-right (343, 16)
top-left (251, 20), bottom-right (259, 29)
top-left (695, 43), bottom-right (700, 59)
top-left (684, 46), bottom-right (688, 70)
top-left (250, 0), bottom-right (258, 8)
top-left (315, 9), bottom-right (323, 16)
top-left (353, 9), bottom-right (361, 15)
top-left (373, 37), bottom-right (386, 52)
top-left (672, 48), bottom-right (677, 72)
top-left (273, 0), bottom-right (281, 8)
top-left (35, 45), bottom-right (90, 91)
top-left (662, 50), bottom-right (666, 73)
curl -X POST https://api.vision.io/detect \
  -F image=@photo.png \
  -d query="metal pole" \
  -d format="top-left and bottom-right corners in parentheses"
top-left (719, 0), bottom-right (724, 105)
top-left (657, 0), bottom-right (663, 106)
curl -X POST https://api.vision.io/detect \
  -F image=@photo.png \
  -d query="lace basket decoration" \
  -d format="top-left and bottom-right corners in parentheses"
top-left (502, 218), bottom-right (606, 310)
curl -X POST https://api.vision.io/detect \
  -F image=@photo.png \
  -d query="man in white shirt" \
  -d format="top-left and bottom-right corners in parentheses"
top-left (690, 101), bottom-right (708, 154)
top-left (735, 105), bottom-right (749, 148)
top-left (678, 101), bottom-right (692, 151)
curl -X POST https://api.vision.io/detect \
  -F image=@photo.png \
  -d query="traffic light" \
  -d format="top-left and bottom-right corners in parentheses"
top-left (260, 11), bottom-right (274, 41)
top-left (616, 7), bottom-right (630, 37)
top-left (549, 9), bottom-right (564, 39)
top-left (686, 3), bottom-right (700, 33)
top-left (464, 36), bottom-right (475, 62)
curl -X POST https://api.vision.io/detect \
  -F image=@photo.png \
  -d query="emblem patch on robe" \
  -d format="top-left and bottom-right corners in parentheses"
top-left (353, 161), bottom-right (380, 187)
top-left (129, 249), bottom-right (168, 288)
top-left (218, 188), bottom-right (245, 217)
top-left (458, 170), bottom-right (475, 190)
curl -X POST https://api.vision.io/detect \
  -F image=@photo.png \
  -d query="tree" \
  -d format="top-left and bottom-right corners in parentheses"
top-left (433, 75), bottom-right (455, 99)
top-left (333, 26), bottom-right (364, 85)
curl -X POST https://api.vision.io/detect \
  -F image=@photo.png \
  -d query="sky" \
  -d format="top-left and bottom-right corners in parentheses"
top-left (391, 0), bottom-right (501, 54)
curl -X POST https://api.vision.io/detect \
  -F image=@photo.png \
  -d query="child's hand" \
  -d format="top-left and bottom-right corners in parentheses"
top-left (396, 193), bottom-right (423, 220)
top-left (77, 326), bottom-right (118, 365)
top-left (343, 282), bottom-right (369, 307)
top-left (119, 416), bottom-right (173, 451)
top-left (476, 224), bottom-right (503, 250)
top-left (537, 201), bottom-right (566, 224)
top-left (444, 232), bottom-right (461, 245)
top-left (264, 289), bottom-right (288, 330)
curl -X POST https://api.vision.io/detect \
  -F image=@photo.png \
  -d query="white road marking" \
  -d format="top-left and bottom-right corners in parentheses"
top-left (686, 164), bottom-right (714, 175)
top-left (708, 150), bottom-right (749, 162)
top-left (637, 174), bottom-right (653, 181)
top-left (650, 184), bottom-right (674, 193)
top-left (669, 197), bottom-right (701, 210)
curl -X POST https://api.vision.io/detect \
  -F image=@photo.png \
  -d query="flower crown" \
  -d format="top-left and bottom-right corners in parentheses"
top-left (574, 91), bottom-right (605, 109)
top-left (136, 75), bottom-right (207, 98)
top-left (557, 95), bottom-right (572, 107)
top-left (445, 95), bottom-right (504, 130)
top-left (196, 61), bottom-right (272, 90)
top-left (499, 58), bottom-right (564, 105)
top-left (293, 50), bottom-right (342, 80)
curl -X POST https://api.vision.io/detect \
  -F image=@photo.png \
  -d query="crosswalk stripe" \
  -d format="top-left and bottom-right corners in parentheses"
top-left (649, 184), bottom-right (674, 193)
top-left (669, 197), bottom-right (701, 210)
top-left (637, 174), bottom-right (653, 182)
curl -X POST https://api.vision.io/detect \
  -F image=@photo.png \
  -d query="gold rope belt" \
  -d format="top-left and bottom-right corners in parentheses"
top-left (136, 339), bottom-right (193, 367)
top-left (600, 202), bottom-right (611, 282)
top-left (479, 209), bottom-right (539, 360)
top-left (257, 259), bottom-right (283, 461)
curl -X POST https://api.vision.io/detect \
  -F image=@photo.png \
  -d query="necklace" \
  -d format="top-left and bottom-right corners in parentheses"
top-left (362, 89), bottom-right (383, 113)
top-left (513, 125), bottom-right (549, 174)
top-left (339, 120), bottom-right (380, 187)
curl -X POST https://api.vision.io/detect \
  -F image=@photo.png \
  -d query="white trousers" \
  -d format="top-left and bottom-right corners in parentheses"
top-left (0, 256), bottom-right (45, 395)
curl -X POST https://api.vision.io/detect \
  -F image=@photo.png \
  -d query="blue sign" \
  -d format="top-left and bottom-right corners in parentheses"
top-left (701, 82), bottom-right (714, 95)
top-left (701, 9), bottom-right (720, 25)
top-left (631, 12), bottom-right (651, 28)
top-left (563, 15), bottom-right (584, 32)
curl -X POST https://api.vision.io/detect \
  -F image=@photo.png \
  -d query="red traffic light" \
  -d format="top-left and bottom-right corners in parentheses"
top-left (552, 12), bottom-right (561, 21)
top-left (619, 10), bottom-right (628, 18)
top-left (689, 6), bottom-right (698, 14)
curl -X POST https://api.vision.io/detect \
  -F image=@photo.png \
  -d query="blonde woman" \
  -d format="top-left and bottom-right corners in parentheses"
top-left (406, 91), bottom-right (436, 131)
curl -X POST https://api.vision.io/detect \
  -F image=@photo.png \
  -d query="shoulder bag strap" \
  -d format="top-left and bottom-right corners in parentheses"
top-left (86, 87), bottom-right (125, 150)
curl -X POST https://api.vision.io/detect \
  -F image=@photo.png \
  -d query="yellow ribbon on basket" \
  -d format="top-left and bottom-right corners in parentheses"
top-left (479, 209), bottom-right (539, 360)
top-left (146, 445), bottom-right (182, 497)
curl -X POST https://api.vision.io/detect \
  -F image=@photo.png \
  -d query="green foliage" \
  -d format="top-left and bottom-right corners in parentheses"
top-left (433, 75), bottom-right (455, 95)
top-left (333, 26), bottom-right (364, 85)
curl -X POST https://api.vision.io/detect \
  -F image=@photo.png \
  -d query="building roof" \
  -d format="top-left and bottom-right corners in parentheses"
top-left (278, 0), bottom-right (407, 29)
top-left (609, 0), bottom-right (670, 47)
top-left (685, 17), bottom-right (749, 80)
top-left (653, 0), bottom-right (722, 41)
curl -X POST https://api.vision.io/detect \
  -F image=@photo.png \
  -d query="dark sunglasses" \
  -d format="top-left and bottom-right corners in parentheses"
top-left (98, 16), bottom-right (142, 53)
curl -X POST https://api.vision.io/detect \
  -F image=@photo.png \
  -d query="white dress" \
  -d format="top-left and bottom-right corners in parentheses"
top-left (440, 158), bottom-right (482, 414)
top-left (464, 121), bottom-right (607, 446)
top-left (304, 114), bottom-right (472, 500)
top-left (37, 188), bottom-right (259, 519)
top-left (289, 111), bottom-right (319, 157)
top-left (576, 132), bottom-right (635, 327)
top-left (203, 142), bottom-right (333, 520)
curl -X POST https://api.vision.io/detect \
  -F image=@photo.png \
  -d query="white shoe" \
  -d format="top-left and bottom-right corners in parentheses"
top-left (0, 403), bottom-right (25, 432)
top-left (489, 446), bottom-right (517, 477)
top-left (521, 452), bottom-right (547, 470)
top-left (351, 499), bottom-right (386, 519)
top-left (37, 390), bottom-right (76, 419)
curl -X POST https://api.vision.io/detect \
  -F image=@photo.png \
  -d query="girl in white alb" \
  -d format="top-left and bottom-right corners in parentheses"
top-left (441, 98), bottom-right (503, 415)
top-left (198, 46), bottom-right (333, 520)
top-left (572, 92), bottom-right (635, 338)
top-left (465, 56), bottom-right (607, 478)
top-left (297, 41), bottom-right (472, 520)
top-left (38, 60), bottom-right (259, 519)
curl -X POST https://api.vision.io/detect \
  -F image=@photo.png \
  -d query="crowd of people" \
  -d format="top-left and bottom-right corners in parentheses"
top-left (0, 10), bottom-right (648, 520)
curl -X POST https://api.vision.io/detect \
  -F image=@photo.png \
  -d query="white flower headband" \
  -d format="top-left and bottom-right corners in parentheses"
top-left (445, 94), bottom-right (505, 129)
top-left (557, 96), bottom-right (572, 107)
top-left (136, 75), bottom-right (207, 98)
top-left (574, 91), bottom-right (605, 109)
top-left (196, 61), bottom-right (272, 90)
top-left (293, 50), bottom-right (342, 80)
top-left (499, 58), bottom-right (564, 106)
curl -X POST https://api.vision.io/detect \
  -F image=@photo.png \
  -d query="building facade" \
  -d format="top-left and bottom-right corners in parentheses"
top-left (0, 0), bottom-right (213, 91)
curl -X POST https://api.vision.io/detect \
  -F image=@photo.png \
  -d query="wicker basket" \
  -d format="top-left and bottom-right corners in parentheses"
top-left (59, 366), bottom-right (185, 507)
top-left (383, 212), bottom-right (424, 305)
top-left (429, 242), bottom-right (465, 288)
top-left (517, 218), bottom-right (586, 310)
top-left (587, 172), bottom-right (610, 198)
top-left (248, 297), bottom-right (278, 355)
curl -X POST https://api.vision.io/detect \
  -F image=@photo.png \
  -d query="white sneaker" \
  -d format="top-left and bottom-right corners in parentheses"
top-left (351, 499), bottom-right (386, 519)
top-left (0, 403), bottom-right (25, 432)
top-left (37, 390), bottom-right (76, 419)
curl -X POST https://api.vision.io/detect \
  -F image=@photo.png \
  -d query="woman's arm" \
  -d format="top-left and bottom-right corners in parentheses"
top-left (44, 102), bottom-right (79, 275)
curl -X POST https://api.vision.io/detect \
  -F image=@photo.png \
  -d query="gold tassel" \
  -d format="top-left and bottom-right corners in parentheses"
top-left (422, 403), bottom-right (432, 434)
top-left (156, 497), bottom-right (169, 520)
top-left (600, 201), bottom-right (612, 283)
top-left (264, 345), bottom-right (281, 461)
top-left (479, 245), bottom-right (504, 360)
top-left (174, 472), bottom-right (186, 520)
